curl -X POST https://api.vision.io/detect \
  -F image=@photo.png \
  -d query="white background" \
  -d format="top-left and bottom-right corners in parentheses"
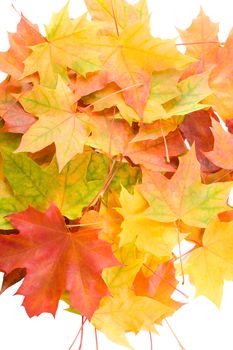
top-left (0, 0), bottom-right (233, 349)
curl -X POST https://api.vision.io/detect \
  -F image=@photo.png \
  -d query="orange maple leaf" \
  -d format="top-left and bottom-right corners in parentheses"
top-left (0, 204), bottom-right (119, 320)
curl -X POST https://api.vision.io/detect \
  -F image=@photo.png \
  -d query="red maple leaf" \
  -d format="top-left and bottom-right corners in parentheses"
top-left (0, 204), bottom-right (119, 320)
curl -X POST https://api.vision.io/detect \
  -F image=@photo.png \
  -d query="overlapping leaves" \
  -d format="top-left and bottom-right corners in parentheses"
top-left (0, 1), bottom-right (233, 349)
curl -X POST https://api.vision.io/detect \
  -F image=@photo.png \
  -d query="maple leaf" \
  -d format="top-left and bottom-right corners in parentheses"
top-left (0, 197), bottom-right (24, 230)
top-left (177, 7), bottom-right (220, 60)
top-left (0, 15), bottom-right (45, 79)
top-left (0, 268), bottom-right (26, 295)
top-left (86, 114), bottom-right (133, 156)
top-left (82, 83), bottom-right (141, 124)
top-left (201, 168), bottom-right (233, 187)
top-left (22, 3), bottom-right (102, 87)
top-left (102, 243), bottom-right (144, 295)
top-left (0, 75), bottom-right (32, 99)
top-left (46, 151), bottom-right (108, 219)
top-left (182, 218), bottom-right (233, 306)
top-left (72, 70), bottom-right (111, 102)
top-left (0, 77), bottom-right (36, 133)
top-left (91, 288), bottom-right (171, 349)
top-left (46, 146), bottom-right (141, 219)
top-left (205, 29), bottom-right (233, 119)
top-left (0, 103), bottom-right (36, 133)
top-left (117, 187), bottom-right (182, 258)
top-left (164, 72), bottom-right (212, 117)
top-left (139, 146), bottom-right (232, 227)
top-left (132, 117), bottom-right (182, 142)
top-left (143, 69), bottom-right (181, 123)
top-left (97, 208), bottom-right (121, 246)
top-left (0, 136), bottom-right (25, 228)
top-left (95, 20), bottom-right (194, 115)
top-left (179, 110), bottom-right (219, 172)
top-left (1, 0), bottom-right (233, 345)
top-left (0, 204), bottom-right (119, 319)
top-left (3, 142), bottom-right (140, 225)
top-left (85, 0), bottom-right (149, 35)
top-left (16, 77), bottom-right (90, 171)
top-left (0, 133), bottom-right (56, 226)
top-left (177, 8), bottom-right (220, 81)
top-left (125, 129), bottom-right (187, 172)
top-left (86, 151), bottom-right (141, 194)
top-left (1, 148), bottom-right (55, 210)
top-left (205, 119), bottom-right (233, 169)
top-left (133, 259), bottom-right (183, 311)
top-left (142, 71), bottom-right (212, 122)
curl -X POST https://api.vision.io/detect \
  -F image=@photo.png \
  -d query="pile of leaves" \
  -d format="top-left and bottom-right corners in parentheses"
top-left (0, 0), bottom-right (233, 348)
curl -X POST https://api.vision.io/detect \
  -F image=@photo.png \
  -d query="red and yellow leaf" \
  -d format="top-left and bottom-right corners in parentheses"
top-left (0, 204), bottom-right (119, 319)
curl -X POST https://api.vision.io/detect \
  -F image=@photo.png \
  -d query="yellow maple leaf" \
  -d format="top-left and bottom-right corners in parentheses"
top-left (96, 20), bottom-right (195, 115)
top-left (22, 3), bottom-right (102, 87)
top-left (102, 243), bottom-right (144, 295)
top-left (182, 218), bottom-right (233, 306)
top-left (85, 0), bottom-right (149, 35)
top-left (16, 77), bottom-right (90, 171)
top-left (82, 83), bottom-right (141, 124)
top-left (92, 288), bottom-right (171, 349)
top-left (143, 69), bottom-right (181, 123)
top-left (117, 187), bottom-right (181, 258)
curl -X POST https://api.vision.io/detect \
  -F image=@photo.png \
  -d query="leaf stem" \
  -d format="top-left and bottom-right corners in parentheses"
top-left (66, 222), bottom-right (102, 228)
top-left (175, 221), bottom-right (185, 285)
top-left (78, 316), bottom-right (85, 350)
top-left (108, 107), bottom-right (117, 172)
top-left (173, 245), bottom-right (198, 262)
top-left (83, 154), bottom-right (123, 213)
top-left (142, 263), bottom-right (189, 299)
top-left (68, 317), bottom-right (87, 350)
top-left (85, 83), bottom-right (143, 110)
top-left (176, 40), bottom-right (224, 46)
top-left (149, 331), bottom-right (153, 350)
top-left (83, 158), bottom-right (117, 213)
top-left (95, 328), bottom-right (99, 350)
top-left (159, 119), bottom-right (170, 163)
top-left (165, 319), bottom-right (186, 350)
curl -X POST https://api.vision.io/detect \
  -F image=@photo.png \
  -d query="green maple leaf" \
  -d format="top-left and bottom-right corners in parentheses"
top-left (1, 148), bottom-right (55, 210)
top-left (139, 146), bottom-right (232, 227)
top-left (46, 150), bottom-right (141, 219)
